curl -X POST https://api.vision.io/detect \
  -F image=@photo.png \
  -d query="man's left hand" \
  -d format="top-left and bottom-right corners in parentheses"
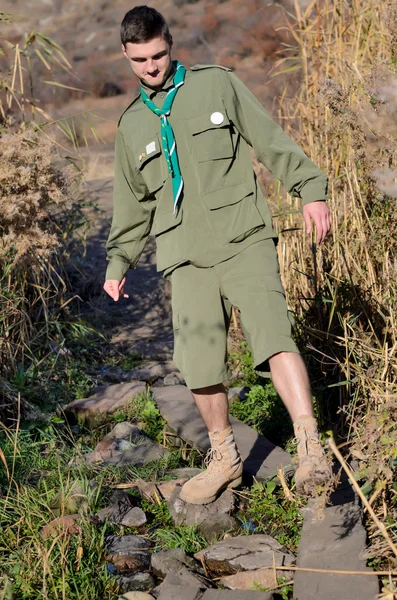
top-left (302, 201), bottom-right (332, 245)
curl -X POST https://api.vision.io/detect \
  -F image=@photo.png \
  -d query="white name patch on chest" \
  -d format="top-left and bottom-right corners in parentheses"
top-left (146, 141), bottom-right (156, 155)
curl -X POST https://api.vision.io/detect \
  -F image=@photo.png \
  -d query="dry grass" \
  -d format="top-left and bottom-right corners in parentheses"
top-left (0, 14), bottom-right (86, 414)
top-left (269, 0), bottom-right (397, 567)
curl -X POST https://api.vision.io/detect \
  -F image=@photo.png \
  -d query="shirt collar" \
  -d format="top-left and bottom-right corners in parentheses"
top-left (140, 60), bottom-right (177, 99)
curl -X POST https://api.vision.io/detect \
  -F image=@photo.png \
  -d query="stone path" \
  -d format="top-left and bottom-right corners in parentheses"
top-left (293, 474), bottom-right (379, 600)
top-left (151, 385), bottom-right (295, 481)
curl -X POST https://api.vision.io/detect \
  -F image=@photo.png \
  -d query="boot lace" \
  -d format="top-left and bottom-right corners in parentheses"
top-left (204, 447), bottom-right (222, 468)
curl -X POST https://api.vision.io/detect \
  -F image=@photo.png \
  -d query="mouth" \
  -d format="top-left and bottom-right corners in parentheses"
top-left (147, 71), bottom-right (160, 79)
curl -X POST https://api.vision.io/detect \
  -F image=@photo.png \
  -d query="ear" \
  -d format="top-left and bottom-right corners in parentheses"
top-left (122, 44), bottom-right (127, 58)
top-left (168, 36), bottom-right (173, 51)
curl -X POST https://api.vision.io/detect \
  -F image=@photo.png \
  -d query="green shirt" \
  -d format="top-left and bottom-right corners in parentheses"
top-left (106, 64), bottom-right (328, 280)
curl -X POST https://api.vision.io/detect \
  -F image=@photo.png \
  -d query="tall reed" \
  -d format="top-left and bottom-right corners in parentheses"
top-left (273, 0), bottom-right (397, 562)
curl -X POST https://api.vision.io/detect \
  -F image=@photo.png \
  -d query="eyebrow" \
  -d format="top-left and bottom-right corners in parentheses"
top-left (130, 50), bottom-right (168, 61)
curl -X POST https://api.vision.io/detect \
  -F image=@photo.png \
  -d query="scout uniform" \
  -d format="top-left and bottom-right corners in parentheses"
top-left (106, 62), bottom-right (328, 389)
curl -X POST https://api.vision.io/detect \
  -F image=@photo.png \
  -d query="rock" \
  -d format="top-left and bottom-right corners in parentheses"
top-left (95, 422), bottom-right (147, 452)
top-left (220, 566), bottom-right (293, 590)
top-left (165, 468), bottom-right (202, 478)
top-left (120, 593), bottom-right (154, 600)
top-left (163, 372), bottom-right (186, 386)
top-left (63, 381), bottom-right (146, 423)
top-left (156, 582), bottom-right (203, 600)
top-left (40, 514), bottom-right (82, 539)
top-left (197, 514), bottom-right (239, 543)
top-left (156, 479), bottom-right (189, 501)
top-left (293, 477), bottom-right (379, 600)
top-left (106, 534), bottom-right (154, 573)
top-left (133, 479), bottom-right (159, 502)
top-left (194, 534), bottom-right (295, 575)
top-left (153, 570), bottom-right (210, 599)
top-left (120, 506), bottom-right (147, 527)
top-left (126, 361), bottom-right (176, 383)
top-left (151, 386), bottom-right (295, 481)
top-left (151, 548), bottom-right (202, 579)
top-left (227, 386), bottom-right (250, 404)
top-left (168, 486), bottom-right (235, 527)
top-left (85, 425), bottom-right (168, 467)
top-left (161, 424), bottom-right (184, 449)
top-left (201, 591), bottom-right (273, 599)
top-left (95, 491), bottom-right (146, 527)
top-left (116, 573), bottom-right (155, 594)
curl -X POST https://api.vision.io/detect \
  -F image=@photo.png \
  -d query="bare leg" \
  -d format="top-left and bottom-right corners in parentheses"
top-left (191, 383), bottom-right (230, 433)
top-left (269, 351), bottom-right (331, 494)
top-left (268, 351), bottom-right (314, 422)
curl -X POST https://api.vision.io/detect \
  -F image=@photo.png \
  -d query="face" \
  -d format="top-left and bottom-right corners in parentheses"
top-left (122, 36), bottom-right (173, 90)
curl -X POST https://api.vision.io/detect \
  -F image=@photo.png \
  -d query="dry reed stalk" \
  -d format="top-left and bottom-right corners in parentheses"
top-left (329, 437), bottom-right (397, 560)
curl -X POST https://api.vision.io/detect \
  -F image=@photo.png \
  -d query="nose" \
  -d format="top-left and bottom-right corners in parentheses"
top-left (147, 59), bottom-right (155, 72)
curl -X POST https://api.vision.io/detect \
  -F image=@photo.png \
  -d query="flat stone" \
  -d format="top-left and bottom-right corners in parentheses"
top-left (120, 506), bottom-right (147, 527)
top-left (116, 573), bottom-right (155, 593)
top-left (156, 584), bottom-right (203, 600)
top-left (154, 570), bottom-right (210, 599)
top-left (120, 593), bottom-right (155, 600)
top-left (96, 422), bottom-right (143, 452)
top-left (198, 514), bottom-right (239, 543)
top-left (164, 468), bottom-right (202, 478)
top-left (95, 490), bottom-right (135, 524)
top-left (151, 548), bottom-right (202, 579)
top-left (293, 479), bottom-right (379, 600)
top-left (96, 498), bottom-right (147, 527)
top-left (106, 534), bottom-right (153, 573)
top-left (220, 566), bottom-right (293, 590)
top-left (163, 372), bottom-right (186, 386)
top-left (40, 514), bottom-right (82, 539)
top-left (168, 487), bottom-right (235, 527)
top-left (126, 361), bottom-right (175, 383)
top-left (151, 386), bottom-right (295, 481)
top-left (202, 591), bottom-right (273, 599)
top-left (85, 427), bottom-right (168, 467)
top-left (195, 534), bottom-right (295, 575)
top-left (156, 479), bottom-right (189, 501)
top-left (63, 381), bottom-right (146, 422)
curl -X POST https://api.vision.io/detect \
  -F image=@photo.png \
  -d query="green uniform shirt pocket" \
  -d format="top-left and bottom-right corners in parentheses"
top-left (136, 134), bottom-right (166, 193)
top-left (205, 182), bottom-right (265, 245)
top-left (152, 205), bottom-right (183, 237)
top-left (189, 110), bottom-right (234, 162)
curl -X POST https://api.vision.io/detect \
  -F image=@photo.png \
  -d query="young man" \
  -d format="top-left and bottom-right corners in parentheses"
top-left (104, 6), bottom-right (332, 504)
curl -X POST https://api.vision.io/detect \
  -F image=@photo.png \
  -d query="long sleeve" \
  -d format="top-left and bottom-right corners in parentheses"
top-left (222, 72), bottom-right (328, 206)
top-left (106, 129), bottom-right (156, 281)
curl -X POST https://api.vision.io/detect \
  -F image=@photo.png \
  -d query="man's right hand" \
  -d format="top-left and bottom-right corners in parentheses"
top-left (103, 277), bottom-right (129, 301)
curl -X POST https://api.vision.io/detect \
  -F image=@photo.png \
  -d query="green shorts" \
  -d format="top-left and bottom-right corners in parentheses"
top-left (169, 239), bottom-right (299, 389)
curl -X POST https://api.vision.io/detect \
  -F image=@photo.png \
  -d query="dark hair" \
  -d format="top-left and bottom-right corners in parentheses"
top-left (121, 6), bottom-right (171, 47)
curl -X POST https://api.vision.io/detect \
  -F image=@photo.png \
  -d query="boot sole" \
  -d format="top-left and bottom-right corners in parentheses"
top-left (179, 475), bottom-right (243, 505)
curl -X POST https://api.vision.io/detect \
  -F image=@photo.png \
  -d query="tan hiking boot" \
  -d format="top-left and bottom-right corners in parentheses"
top-left (293, 415), bottom-right (332, 495)
top-left (179, 426), bottom-right (243, 505)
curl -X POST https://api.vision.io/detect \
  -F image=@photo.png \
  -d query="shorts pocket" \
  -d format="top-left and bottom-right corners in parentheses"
top-left (189, 110), bottom-right (234, 162)
top-left (205, 182), bottom-right (265, 244)
top-left (136, 134), bottom-right (165, 193)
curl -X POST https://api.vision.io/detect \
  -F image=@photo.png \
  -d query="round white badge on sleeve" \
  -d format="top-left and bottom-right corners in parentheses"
top-left (210, 112), bottom-right (224, 125)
